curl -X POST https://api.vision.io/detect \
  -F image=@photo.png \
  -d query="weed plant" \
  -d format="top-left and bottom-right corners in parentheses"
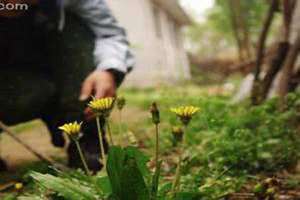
top-left (4, 89), bottom-right (299, 200)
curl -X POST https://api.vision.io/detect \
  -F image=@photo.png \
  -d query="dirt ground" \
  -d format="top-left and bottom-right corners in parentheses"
top-left (0, 121), bottom-right (66, 169)
top-left (0, 106), bottom-right (147, 170)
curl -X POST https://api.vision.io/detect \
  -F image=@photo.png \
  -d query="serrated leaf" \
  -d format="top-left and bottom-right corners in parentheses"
top-left (106, 146), bottom-right (126, 197)
top-left (30, 172), bottom-right (99, 200)
top-left (120, 156), bottom-right (149, 200)
top-left (125, 146), bottom-right (150, 177)
top-left (18, 196), bottom-right (45, 200)
top-left (107, 146), bottom-right (150, 200)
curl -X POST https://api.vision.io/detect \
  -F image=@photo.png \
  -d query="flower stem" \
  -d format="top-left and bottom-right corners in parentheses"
top-left (171, 125), bottom-right (187, 197)
top-left (96, 116), bottom-right (106, 169)
top-left (119, 110), bottom-right (127, 145)
top-left (0, 133), bottom-right (2, 159)
top-left (171, 145), bottom-right (183, 197)
top-left (74, 140), bottom-right (90, 175)
top-left (106, 119), bottom-right (114, 145)
top-left (155, 124), bottom-right (159, 168)
top-left (118, 110), bottom-right (122, 134)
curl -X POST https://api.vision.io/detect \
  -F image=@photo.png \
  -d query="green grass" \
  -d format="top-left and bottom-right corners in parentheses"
top-left (119, 86), bottom-right (300, 198)
top-left (2, 85), bottom-right (300, 199)
top-left (116, 86), bottom-right (300, 198)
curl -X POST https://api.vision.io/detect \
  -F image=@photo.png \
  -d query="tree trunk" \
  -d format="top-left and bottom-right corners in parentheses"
top-left (257, 0), bottom-right (298, 102)
top-left (289, 66), bottom-right (300, 91)
top-left (228, 0), bottom-right (245, 61)
top-left (260, 42), bottom-right (290, 100)
top-left (238, 1), bottom-right (252, 59)
top-left (242, 25), bottom-right (252, 59)
top-left (259, 0), bottom-right (297, 101)
top-left (278, 33), bottom-right (300, 98)
top-left (283, 0), bottom-right (296, 40)
top-left (231, 0), bottom-right (252, 60)
top-left (251, 0), bottom-right (279, 105)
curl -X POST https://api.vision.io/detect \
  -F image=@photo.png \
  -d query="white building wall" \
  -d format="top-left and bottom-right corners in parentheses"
top-left (177, 27), bottom-right (191, 79)
top-left (106, 0), bottom-right (190, 87)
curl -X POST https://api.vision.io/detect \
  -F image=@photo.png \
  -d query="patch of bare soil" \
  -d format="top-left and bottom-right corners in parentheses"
top-left (0, 122), bottom-right (66, 169)
top-left (111, 106), bottom-right (148, 124)
top-left (0, 106), bottom-right (147, 169)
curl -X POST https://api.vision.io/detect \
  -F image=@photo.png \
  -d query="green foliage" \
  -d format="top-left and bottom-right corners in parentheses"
top-left (122, 88), bottom-right (300, 199)
top-left (107, 146), bottom-right (149, 200)
top-left (2, 194), bottom-right (17, 200)
top-left (185, 0), bottom-right (276, 58)
top-left (19, 146), bottom-right (152, 200)
top-left (30, 171), bottom-right (100, 199)
top-left (209, 0), bottom-right (268, 40)
top-left (200, 97), bottom-right (299, 172)
top-left (13, 87), bottom-right (300, 200)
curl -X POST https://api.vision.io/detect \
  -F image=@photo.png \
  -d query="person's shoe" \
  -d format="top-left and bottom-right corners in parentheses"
top-left (50, 132), bottom-right (66, 148)
top-left (67, 119), bottom-right (108, 173)
top-left (0, 158), bottom-right (8, 171)
top-left (42, 115), bottom-right (66, 148)
top-left (45, 123), bottom-right (66, 147)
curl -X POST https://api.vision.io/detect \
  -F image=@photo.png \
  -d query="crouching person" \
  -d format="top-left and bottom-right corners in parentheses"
top-left (0, 0), bottom-right (134, 172)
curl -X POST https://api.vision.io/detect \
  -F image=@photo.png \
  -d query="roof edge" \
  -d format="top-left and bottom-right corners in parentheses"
top-left (152, 0), bottom-right (192, 26)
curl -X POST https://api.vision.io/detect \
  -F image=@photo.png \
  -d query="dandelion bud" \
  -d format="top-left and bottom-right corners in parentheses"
top-left (116, 97), bottom-right (126, 110)
top-left (172, 126), bottom-right (184, 143)
top-left (150, 102), bottom-right (160, 125)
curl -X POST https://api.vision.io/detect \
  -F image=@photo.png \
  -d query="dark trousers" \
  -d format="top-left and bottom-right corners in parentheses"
top-left (0, 13), bottom-right (107, 171)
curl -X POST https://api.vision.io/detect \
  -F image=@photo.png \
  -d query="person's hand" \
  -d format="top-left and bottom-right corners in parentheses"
top-left (80, 70), bottom-right (116, 100)
top-left (79, 70), bottom-right (116, 120)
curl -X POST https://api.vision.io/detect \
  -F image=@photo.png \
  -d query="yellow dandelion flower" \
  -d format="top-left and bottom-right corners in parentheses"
top-left (58, 121), bottom-right (82, 138)
top-left (15, 183), bottom-right (23, 190)
top-left (88, 97), bottom-right (115, 117)
top-left (170, 106), bottom-right (200, 118)
top-left (170, 106), bottom-right (200, 125)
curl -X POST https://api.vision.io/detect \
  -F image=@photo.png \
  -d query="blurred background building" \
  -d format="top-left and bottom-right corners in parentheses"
top-left (107, 0), bottom-right (192, 87)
